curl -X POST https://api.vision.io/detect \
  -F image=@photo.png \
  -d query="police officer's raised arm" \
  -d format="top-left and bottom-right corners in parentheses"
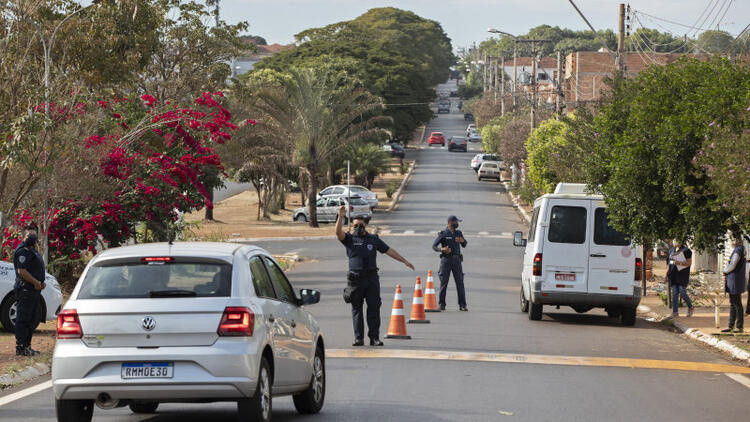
top-left (336, 206), bottom-right (347, 241)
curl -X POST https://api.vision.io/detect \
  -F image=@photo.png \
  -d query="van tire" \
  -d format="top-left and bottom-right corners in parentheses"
top-left (528, 302), bottom-right (543, 320)
top-left (519, 288), bottom-right (529, 313)
top-left (621, 308), bottom-right (636, 326)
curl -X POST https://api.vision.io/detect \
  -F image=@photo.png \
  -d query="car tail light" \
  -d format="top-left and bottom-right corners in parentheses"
top-left (634, 258), bottom-right (642, 281)
top-left (218, 307), bottom-right (254, 336)
top-left (533, 253), bottom-right (543, 276)
top-left (57, 309), bottom-right (82, 339)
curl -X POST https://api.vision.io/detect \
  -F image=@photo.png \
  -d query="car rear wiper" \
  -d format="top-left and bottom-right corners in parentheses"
top-left (148, 289), bottom-right (197, 298)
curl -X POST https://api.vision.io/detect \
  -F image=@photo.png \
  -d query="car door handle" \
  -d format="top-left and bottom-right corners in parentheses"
top-left (590, 253), bottom-right (607, 258)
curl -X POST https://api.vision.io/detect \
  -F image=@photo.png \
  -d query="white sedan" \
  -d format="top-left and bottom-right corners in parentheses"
top-left (52, 242), bottom-right (325, 422)
top-left (0, 260), bottom-right (63, 332)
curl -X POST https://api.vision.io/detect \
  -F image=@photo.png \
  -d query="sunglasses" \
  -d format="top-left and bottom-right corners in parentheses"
top-left (353, 224), bottom-right (366, 229)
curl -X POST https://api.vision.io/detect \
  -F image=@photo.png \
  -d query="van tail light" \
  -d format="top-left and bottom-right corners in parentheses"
top-left (57, 309), bottom-right (83, 339)
top-left (533, 253), bottom-right (543, 276)
top-left (218, 307), bottom-right (254, 336)
top-left (634, 258), bottom-right (643, 281)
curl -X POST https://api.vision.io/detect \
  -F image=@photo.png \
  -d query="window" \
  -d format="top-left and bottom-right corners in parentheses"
top-left (78, 261), bottom-right (232, 299)
top-left (347, 197), bottom-right (368, 206)
top-left (528, 207), bottom-right (540, 242)
top-left (315, 199), bottom-right (326, 207)
top-left (249, 256), bottom-right (276, 298)
top-left (326, 198), bottom-right (341, 207)
top-left (332, 187), bottom-right (345, 195)
top-left (263, 257), bottom-right (297, 304)
top-left (319, 187), bottom-right (333, 196)
top-left (548, 206), bottom-right (587, 244)
top-left (537, 73), bottom-right (548, 80)
top-left (594, 208), bottom-right (630, 246)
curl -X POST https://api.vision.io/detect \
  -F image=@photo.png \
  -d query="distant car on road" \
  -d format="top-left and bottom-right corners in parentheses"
top-left (477, 161), bottom-right (501, 181)
top-left (52, 242), bottom-right (325, 422)
top-left (448, 136), bottom-right (467, 152)
top-left (513, 183), bottom-right (642, 326)
top-left (317, 184), bottom-right (378, 209)
top-left (428, 132), bottom-right (445, 146)
top-left (0, 260), bottom-right (63, 333)
top-left (383, 142), bottom-right (405, 158)
top-left (470, 153), bottom-right (501, 172)
top-left (437, 101), bottom-right (450, 114)
top-left (467, 131), bottom-right (482, 143)
top-left (295, 196), bottom-right (372, 224)
top-left (464, 112), bottom-right (474, 122)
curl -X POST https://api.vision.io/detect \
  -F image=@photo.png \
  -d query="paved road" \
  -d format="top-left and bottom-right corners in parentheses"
top-left (3, 82), bottom-right (749, 421)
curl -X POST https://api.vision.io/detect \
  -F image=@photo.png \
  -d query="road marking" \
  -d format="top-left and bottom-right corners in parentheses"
top-left (0, 380), bottom-right (52, 406)
top-left (402, 230), bottom-right (415, 235)
top-left (502, 232), bottom-right (512, 236)
top-left (379, 230), bottom-right (391, 235)
top-left (327, 348), bottom-right (750, 375)
top-left (478, 231), bottom-right (489, 236)
top-left (726, 373), bottom-right (750, 389)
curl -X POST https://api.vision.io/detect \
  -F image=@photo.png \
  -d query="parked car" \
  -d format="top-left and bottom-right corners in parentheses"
top-left (477, 161), bottom-right (501, 181)
top-left (427, 132), bottom-right (445, 146)
top-left (437, 101), bottom-right (450, 114)
top-left (470, 153), bottom-right (501, 172)
top-left (468, 131), bottom-right (482, 143)
top-left (448, 136), bottom-right (467, 152)
top-left (513, 183), bottom-right (642, 326)
top-left (52, 242), bottom-right (325, 422)
top-left (295, 196), bottom-right (372, 223)
top-left (317, 184), bottom-right (378, 209)
top-left (1, 260), bottom-right (63, 333)
top-left (387, 143), bottom-right (405, 158)
top-left (464, 112), bottom-right (474, 122)
top-left (466, 124), bottom-right (476, 134)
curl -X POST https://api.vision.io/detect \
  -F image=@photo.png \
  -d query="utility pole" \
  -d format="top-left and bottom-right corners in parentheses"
top-left (483, 52), bottom-right (488, 92)
top-left (531, 41), bottom-right (537, 130)
top-left (616, 3), bottom-right (626, 74)
top-left (556, 50), bottom-right (563, 118)
top-left (493, 57), bottom-right (499, 103)
top-left (512, 47), bottom-right (517, 112)
top-left (500, 56), bottom-right (505, 116)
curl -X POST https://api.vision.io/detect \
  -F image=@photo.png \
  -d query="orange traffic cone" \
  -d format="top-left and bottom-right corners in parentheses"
top-left (408, 276), bottom-right (430, 324)
top-left (424, 270), bottom-right (440, 312)
top-left (385, 284), bottom-right (411, 339)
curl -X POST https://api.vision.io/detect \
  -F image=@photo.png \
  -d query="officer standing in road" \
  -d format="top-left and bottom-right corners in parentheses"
top-left (336, 206), bottom-right (414, 346)
top-left (432, 216), bottom-right (468, 311)
top-left (13, 225), bottom-right (46, 356)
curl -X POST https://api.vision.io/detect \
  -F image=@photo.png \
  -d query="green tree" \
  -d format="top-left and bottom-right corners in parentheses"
top-left (526, 118), bottom-right (586, 194)
top-left (342, 143), bottom-right (390, 189)
top-left (696, 30), bottom-right (734, 54)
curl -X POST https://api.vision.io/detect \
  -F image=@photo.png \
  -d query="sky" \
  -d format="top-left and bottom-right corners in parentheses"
top-left (219, 0), bottom-right (750, 50)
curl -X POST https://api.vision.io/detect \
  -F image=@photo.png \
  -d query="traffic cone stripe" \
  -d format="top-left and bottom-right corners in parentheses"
top-left (413, 297), bottom-right (424, 304)
top-left (391, 308), bottom-right (404, 316)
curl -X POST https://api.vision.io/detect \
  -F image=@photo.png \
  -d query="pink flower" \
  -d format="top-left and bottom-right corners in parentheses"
top-left (112, 113), bottom-right (122, 119)
top-left (245, 119), bottom-right (257, 127)
top-left (140, 94), bottom-right (157, 107)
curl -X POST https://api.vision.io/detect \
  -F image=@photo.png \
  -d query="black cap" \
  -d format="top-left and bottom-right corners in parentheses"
top-left (447, 215), bottom-right (462, 222)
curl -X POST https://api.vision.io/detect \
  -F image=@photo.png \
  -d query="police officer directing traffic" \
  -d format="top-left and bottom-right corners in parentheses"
top-left (336, 206), bottom-right (414, 346)
top-left (432, 216), bottom-right (468, 311)
top-left (13, 225), bottom-right (46, 356)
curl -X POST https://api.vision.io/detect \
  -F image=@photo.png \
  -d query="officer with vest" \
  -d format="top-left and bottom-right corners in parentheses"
top-left (432, 215), bottom-right (468, 311)
top-left (722, 233), bottom-right (747, 333)
top-left (13, 226), bottom-right (46, 356)
top-left (336, 206), bottom-right (414, 346)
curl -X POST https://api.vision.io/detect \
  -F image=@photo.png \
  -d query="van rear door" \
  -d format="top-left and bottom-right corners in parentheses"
top-left (541, 200), bottom-right (590, 294)
top-left (587, 203), bottom-right (636, 296)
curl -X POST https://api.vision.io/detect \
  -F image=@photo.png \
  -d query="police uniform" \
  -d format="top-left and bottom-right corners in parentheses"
top-left (340, 232), bottom-right (390, 341)
top-left (432, 226), bottom-right (468, 309)
top-left (13, 243), bottom-right (45, 352)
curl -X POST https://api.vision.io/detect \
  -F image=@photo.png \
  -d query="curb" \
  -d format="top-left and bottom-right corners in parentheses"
top-left (501, 182), bottom-right (531, 224)
top-left (229, 235), bottom-right (335, 243)
top-left (0, 362), bottom-right (51, 388)
top-left (387, 161), bottom-right (417, 212)
top-left (637, 304), bottom-right (750, 364)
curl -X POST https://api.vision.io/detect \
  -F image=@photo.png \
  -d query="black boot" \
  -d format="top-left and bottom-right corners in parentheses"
top-left (369, 338), bottom-right (384, 346)
top-left (352, 339), bottom-right (364, 347)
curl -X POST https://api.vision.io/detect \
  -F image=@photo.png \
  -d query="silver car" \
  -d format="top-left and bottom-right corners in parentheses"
top-left (52, 242), bottom-right (325, 422)
top-left (295, 196), bottom-right (372, 223)
top-left (317, 185), bottom-right (378, 209)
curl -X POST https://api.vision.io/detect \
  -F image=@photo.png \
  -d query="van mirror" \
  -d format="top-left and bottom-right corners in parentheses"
top-left (513, 231), bottom-right (527, 247)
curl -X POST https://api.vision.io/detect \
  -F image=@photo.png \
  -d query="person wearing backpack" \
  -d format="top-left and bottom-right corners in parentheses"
top-left (722, 233), bottom-right (746, 333)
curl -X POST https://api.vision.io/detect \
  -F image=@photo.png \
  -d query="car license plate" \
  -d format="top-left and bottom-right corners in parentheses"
top-left (121, 362), bottom-right (173, 379)
top-left (555, 273), bottom-right (576, 282)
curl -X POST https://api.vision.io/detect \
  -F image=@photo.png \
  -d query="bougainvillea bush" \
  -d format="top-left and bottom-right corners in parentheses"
top-left (2, 92), bottom-right (247, 285)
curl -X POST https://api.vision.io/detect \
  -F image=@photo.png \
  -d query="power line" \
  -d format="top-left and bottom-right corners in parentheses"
top-left (711, 0), bottom-right (734, 31)
top-left (633, 9), bottom-right (721, 33)
top-left (693, 0), bottom-right (723, 36)
top-left (689, 0), bottom-right (719, 36)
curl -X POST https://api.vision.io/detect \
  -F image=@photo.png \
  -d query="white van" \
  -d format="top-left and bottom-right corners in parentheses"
top-left (513, 183), bottom-right (642, 326)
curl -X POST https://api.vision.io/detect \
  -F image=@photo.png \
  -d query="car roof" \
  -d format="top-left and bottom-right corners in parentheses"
top-left (91, 242), bottom-right (259, 263)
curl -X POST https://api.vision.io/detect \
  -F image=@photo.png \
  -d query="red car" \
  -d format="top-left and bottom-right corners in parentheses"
top-left (428, 132), bottom-right (445, 146)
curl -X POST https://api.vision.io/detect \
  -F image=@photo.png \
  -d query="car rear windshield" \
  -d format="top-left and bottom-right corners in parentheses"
top-left (548, 206), bottom-right (587, 244)
top-left (482, 163), bottom-right (498, 169)
top-left (77, 260), bottom-right (232, 299)
top-left (594, 208), bottom-right (630, 246)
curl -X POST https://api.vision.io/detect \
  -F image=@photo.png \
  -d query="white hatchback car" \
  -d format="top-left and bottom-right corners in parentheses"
top-left (52, 242), bottom-right (325, 422)
top-left (0, 259), bottom-right (63, 332)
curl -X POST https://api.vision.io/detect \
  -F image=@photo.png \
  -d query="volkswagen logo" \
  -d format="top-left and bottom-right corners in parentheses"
top-left (141, 316), bottom-right (156, 331)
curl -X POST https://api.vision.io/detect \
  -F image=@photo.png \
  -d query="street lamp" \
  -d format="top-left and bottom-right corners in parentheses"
top-left (487, 28), bottom-right (516, 39)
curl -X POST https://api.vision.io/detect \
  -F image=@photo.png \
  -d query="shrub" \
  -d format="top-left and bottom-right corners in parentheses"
top-left (385, 180), bottom-right (400, 198)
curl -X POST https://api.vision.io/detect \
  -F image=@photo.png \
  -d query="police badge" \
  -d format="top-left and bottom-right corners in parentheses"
top-left (367, 244), bottom-right (373, 251)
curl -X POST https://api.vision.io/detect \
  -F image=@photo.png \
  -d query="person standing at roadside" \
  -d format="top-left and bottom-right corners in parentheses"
top-left (722, 234), bottom-right (746, 333)
top-left (335, 206), bottom-right (414, 346)
top-left (666, 239), bottom-right (694, 318)
top-left (13, 226), bottom-right (46, 356)
top-left (432, 215), bottom-right (468, 311)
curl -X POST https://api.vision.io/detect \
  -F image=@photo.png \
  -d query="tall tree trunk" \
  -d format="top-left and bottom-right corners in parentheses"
top-left (205, 190), bottom-right (214, 220)
top-left (307, 166), bottom-right (319, 228)
top-left (254, 184), bottom-right (263, 220)
top-left (299, 169), bottom-right (307, 207)
top-left (327, 165), bottom-right (335, 187)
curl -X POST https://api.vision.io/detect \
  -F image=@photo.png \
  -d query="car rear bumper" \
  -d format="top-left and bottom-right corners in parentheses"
top-left (531, 281), bottom-right (642, 308)
top-left (52, 338), bottom-right (263, 400)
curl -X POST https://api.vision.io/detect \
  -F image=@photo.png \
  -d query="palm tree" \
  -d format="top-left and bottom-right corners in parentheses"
top-left (251, 67), bottom-right (390, 227)
top-left (343, 143), bottom-right (391, 189)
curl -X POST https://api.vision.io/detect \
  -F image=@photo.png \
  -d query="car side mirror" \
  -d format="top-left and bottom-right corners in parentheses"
top-left (300, 289), bottom-right (320, 305)
top-left (513, 231), bottom-right (527, 247)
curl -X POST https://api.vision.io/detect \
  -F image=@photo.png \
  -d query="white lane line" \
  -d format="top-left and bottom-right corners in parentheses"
top-left (502, 232), bottom-right (512, 236)
top-left (478, 231), bottom-right (489, 236)
top-left (403, 230), bottom-right (415, 235)
top-left (0, 380), bottom-right (52, 407)
top-left (379, 230), bottom-right (391, 235)
top-left (726, 373), bottom-right (750, 389)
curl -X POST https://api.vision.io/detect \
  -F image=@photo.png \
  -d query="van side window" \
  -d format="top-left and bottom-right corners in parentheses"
top-left (528, 207), bottom-right (540, 242)
top-left (548, 206), bottom-right (587, 244)
top-left (594, 208), bottom-right (630, 246)
top-left (249, 256), bottom-right (277, 299)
